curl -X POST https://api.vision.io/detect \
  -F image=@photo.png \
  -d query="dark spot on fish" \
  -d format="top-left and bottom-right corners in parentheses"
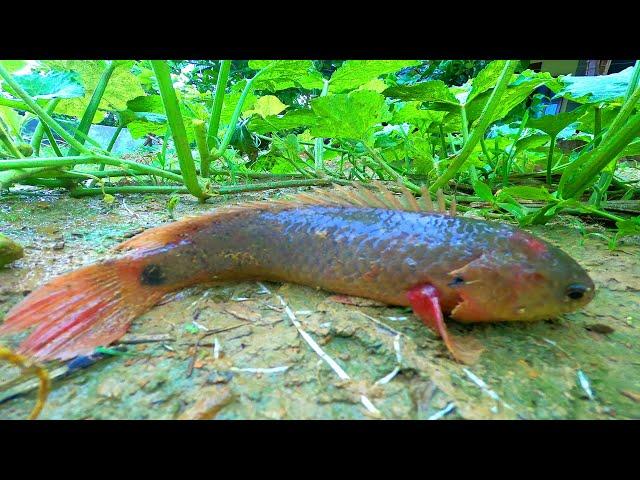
top-left (448, 276), bottom-right (465, 287)
top-left (141, 264), bottom-right (166, 286)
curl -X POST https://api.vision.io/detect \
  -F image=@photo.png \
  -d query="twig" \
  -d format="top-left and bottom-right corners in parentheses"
top-left (258, 282), bottom-right (381, 417)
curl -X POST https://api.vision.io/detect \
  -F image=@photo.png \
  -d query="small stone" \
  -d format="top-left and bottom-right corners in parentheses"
top-left (206, 370), bottom-right (234, 384)
top-left (52, 241), bottom-right (65, 250)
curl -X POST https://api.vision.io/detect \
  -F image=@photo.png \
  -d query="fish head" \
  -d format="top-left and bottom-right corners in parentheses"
top-left (447, 230), bottom-right (595, 322)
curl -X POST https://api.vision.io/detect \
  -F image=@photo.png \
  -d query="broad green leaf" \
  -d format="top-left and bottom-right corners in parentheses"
top-left (0, 60), bottom-right (27, 73)
top-left (119, 109), bottom-right (166, 126)
top-left (127, 120), bottom-right (168, 139)
top-left (467, 60), bottom-right (508, 102)
top-left (357, 78), bottom-right (387, 93)
top-left (247, 109), bottom-right (317, 134)
top-left (515, 133), bottom-right (550, 151)
top-left (8, 71), bottom-right (84, 99)
top-left (310, 90), bottom-right (391, 143)
top-left (245, 95), bottom-right (288, 118)
top-left (329, 60), bottom-right (420, 93)
top-left (127, 95), bottom-right (164, 113)
top-left (622, 139), bottom-right (640, 157)
top-left (527, 106), bottom-right (587, 138)
top-left (383, 80), bottom-right (459, 105)
top-left (554, 67), bottom-right (634, 104)
top-left (465, 73), bottom-right (553, 125)
top-left (45, 60), bottom-right (145, 122)
top-left (249, 60), bottom-right (324, 91)
top-left (391, 102), bottom-right (447, 125)
top-left (0, 106), bottom-right (24, 140)
top-left (501, 186), bottom-right (554, 201)
top-left (575, 105), bottom-right (619, 134)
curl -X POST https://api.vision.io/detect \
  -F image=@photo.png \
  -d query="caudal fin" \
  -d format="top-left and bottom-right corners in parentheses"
top-left (0, 258), bottom-right (170, 361)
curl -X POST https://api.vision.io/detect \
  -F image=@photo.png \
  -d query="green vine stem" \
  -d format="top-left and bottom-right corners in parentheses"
top-left (209, 63), bottom-right (273, 160)
top-left (314, 79), bottom-right (330, 170)
top-left (562, 112), bottom-right (640, 198)
top-left (0, 121), bottom-right (23, 158)
top-left (206, 60), bottom-right (231, 148)
top-left (0, 155), bottom-right (184, 183)
top-left (430, 60), bottom-right (518, 192)
top-left (193, 119), bottom-right (210, 177)
top-left (31, 99), bottom-right (60, 155)
top-left (69, 178), bottom-right (351, 197)
top-left (67, 61), bottom-right (116, 156)
top-left (150, 60), bottom-right (204, 200)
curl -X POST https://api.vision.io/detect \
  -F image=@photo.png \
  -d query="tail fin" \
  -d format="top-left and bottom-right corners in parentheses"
top-left (0, 257), bottom-right (171, 361)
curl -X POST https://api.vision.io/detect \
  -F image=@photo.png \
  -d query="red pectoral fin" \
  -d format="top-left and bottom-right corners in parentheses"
top-left (407, 284), bottom-right (483, 364)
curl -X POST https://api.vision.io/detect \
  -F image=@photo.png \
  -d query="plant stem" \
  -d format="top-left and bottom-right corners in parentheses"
top-left (193, 119), bottom-right (210, 176)
top-left (151, 60), bottom-right (204, 199)
top-left (562, 112), bottom-right (640, 198)
top-left (41, 123), bottom-right (63, 157)
top-left (67, 61), bottom-right (116, 156)
top-left (593, 106), bottom-right (602, 148)
top-left (31, 99), bottom-right (60, 155)
top-left (460, 105), bottom-right (469, 144)
top-left (314, 79), bottom-right (330, 170)
top-left (206, 60), bottom-right (231, 148)
top-left (361, 143), bottom-right (421, 193)
top-left (69, 178), bottom-right (350, 197)
top-left (546, 134), bottom-right (556, 187)
top-left (431, 60), bottom-right (517, 192)
top-left (0, 66), bottom-right (93, 156)
top-left (0, 121), bottom-right (23, 159)
top-left (0, 155), bottom-right (184, 183)
top-left (210, 64), bottom-right (272, 159)
top-left (438, 123), bottom-right (448, 158)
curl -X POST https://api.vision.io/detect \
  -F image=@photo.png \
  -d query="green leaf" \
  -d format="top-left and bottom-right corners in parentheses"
top-left (245, 95), bottom-right (288, 118)
top-left (0, 60), bottom-right (27, 73)
top-left (472, 180), bottom-right (494, 203)
top-left (497, 202), bottom-right (528, 220)
top-left (464, 73), bottom-right (553, 125)
top-left (383, 80), bottom-right (459, 105)
top-left (329, 60), bottom-right (420, 93)
top-left (45, 60), bottom-right (145, 122)
top-left (622, 139), bottom-right (640, 157)
top-left (501, 186), bottom-right (554, 201)
top-left (310, 90), bottom-right (391, 143)
top-left (515, 133), bottom-right (550, 151)
top-left (127, 95), bottom-right (165, 113)
top-left (527, 106), bottom-right (587, 138)
top-left (554, 67), bottom-right (635, 104)
top-left (247, 109), bottom-right (318, 134)
top-left (391, 102), bottom-right (447, 125)
top-left (616, 218), bottom-right (640, 237)
top-left (467, 60), bottom-right (508, 102)
top-left (8, 71), bottom-right (84, 100)
top-left (249, 60), bottom-right (324, 91)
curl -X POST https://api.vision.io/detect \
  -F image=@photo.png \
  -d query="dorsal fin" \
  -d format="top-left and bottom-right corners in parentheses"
top-left (285, 181), bottom-right (456, 216)
top-left (115, 181), bottom-right (455, 255)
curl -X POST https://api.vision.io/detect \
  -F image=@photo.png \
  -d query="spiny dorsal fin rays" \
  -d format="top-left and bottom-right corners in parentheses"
top-left (418, 185), bottom-right (435, 212)
top-left (372, 180), bottom-right (406, 210)
top-left (398, 184), bottom-right (421, 212)
top-left (353, 182), bottom-right (390, 209)
top-left (436, 189), bottom-right (447, 214)
top-left (284, 181), bottom-right (457, 216)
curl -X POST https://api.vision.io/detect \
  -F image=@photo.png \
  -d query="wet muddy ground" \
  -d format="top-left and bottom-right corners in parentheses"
top-left (0, 188), bottom-right (639, 419)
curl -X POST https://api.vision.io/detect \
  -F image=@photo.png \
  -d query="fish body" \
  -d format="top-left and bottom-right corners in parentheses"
top-left (0, 184), bottom-right (595, 362)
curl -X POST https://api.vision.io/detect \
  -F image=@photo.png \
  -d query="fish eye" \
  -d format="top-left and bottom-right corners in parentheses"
top-left (448, 276), bottom-right (465, 287)
top-left (566, 283), bottom-right (588, 300)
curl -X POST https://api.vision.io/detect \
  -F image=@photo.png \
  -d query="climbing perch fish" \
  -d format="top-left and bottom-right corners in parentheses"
top-left (0, 182), bottom-right (595, 363)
